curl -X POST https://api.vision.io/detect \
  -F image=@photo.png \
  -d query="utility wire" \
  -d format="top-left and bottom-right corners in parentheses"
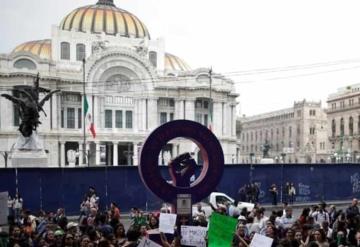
top-left (1, 58), bottom-right (360, 91)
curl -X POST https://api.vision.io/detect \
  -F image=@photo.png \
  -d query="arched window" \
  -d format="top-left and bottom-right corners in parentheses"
top-left (14, 59), bottom-right (36, 70)
top-left (76, 43), bottom-right (86, 61)
top-left (349, 116), bottom-right (354, 136)
top-left (149, 51), bottom-right (157, 67)
top-left (340, 118), bottom-right (344, 136)
top-left (331, 119), bottom-right (336, 137)
top-left (61, 42), bottom-right (70, 60)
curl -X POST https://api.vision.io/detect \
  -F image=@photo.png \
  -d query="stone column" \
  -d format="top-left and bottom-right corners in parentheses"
top-left (185, 99), bottom-right (195, 121)
top-left (78, 142), bottom-right (84, 166)
top-left (174, 99), bottom-right (184, 120)
top-left (51, 94), bottom-right (58, 129)
top-left (93, 95), bottom-right (100, 129)
top-left (113, 142), bottom-right (118, 166)
top-left (85, 143), bottom-right (90, 166)
top-left (133, 142), bottom-right (139, 166)
top-left (95, 142), bottom-right (101, 166)
top-left (212, 102), bottom-right (222, 136)
top-left (0, 89), bottom-right (13, 129)
top-left (60, 141), bottom-right (66, 167)
top-left (148, 98), bottom-right (158, 130)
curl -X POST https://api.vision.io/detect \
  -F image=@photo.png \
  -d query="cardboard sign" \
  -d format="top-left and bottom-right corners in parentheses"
top-left (250, 233), bottom-right (273, 247)
top-left (208, 213), bottom-right (237, 247)
top-left (137, 238), bottom-right (162, 247)
top-left (159, 213), bottom-right (177, 234)
top-left (181, 225), bottom-right (207, 247)
top-left (0, 191), bottom-right (8, 225)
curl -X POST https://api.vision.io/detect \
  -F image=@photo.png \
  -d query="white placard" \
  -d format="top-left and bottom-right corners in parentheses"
top-left (250, 233), bottom-right (273, 247)
top-left (159, 213), bottom-right (177, 234)
top-left (137, 238), bottom-right (162, 247)
top-left (0, 191), bottom-right (8, 225)
top-left (181, 225), bottom-right (207, 247)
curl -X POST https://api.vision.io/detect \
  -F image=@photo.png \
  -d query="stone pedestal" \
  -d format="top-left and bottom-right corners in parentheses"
top-left (10, 149), bottom-right (48, 167)
top-left (9, 132), bottom-right (48, 167)
top-left (260, 158), bottom-right (275, 164)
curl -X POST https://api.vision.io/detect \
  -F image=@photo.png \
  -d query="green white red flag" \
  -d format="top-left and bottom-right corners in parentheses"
top-left (84, 96), bottom-right (96, 138)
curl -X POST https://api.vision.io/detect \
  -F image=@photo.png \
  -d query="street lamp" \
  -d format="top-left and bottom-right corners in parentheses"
top-left (346, 153), bottom-right (351, 163)
top-left (334, 153), bottom-right (338, 164)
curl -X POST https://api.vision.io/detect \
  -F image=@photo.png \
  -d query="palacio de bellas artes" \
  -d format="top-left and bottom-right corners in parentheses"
top-left (0, 0), bottom-right (239, 168)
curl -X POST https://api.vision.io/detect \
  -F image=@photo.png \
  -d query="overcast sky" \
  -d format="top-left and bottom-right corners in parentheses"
top-left (1, 0), bottom-right (360, 116)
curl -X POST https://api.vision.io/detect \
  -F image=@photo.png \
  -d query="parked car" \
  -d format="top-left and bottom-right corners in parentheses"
top-left (192, 192), bottom-right (254, 218)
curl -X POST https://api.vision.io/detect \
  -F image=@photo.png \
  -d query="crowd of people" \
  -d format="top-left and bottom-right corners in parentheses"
top-left (238, 183), bottom-right (261, 203)
top-left (227, 199), bottom-right (360, 247)
top-left (237, 181), bottom-right (296, 206)
top-left (2, 186), bottom-right (360, 247)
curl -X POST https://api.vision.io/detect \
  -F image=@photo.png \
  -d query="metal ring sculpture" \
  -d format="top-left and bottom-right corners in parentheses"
top-left (139, 120), bottom-right (224, 203)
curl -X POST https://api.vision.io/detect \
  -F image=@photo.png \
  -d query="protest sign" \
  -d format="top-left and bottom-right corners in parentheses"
top-left (181, 225), bottom-right (207, 247)
top-left (250, 233), bottom-right (273, 247)
top-left (208, 213), bottom-right (237, 247)
top-left (137, 238), bottom-right (162, 247)
top-left (159, 213), bottom-right (177, 234)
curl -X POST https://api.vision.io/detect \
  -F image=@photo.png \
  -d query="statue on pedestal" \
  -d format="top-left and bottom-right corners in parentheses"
top-left (1, 74), bottom-right (60, 166)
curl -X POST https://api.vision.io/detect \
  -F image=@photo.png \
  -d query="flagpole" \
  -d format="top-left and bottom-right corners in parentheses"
top-left (209, 67), bottom-right (213, 130)
top-left (82, 58), bottom-right (87, 167)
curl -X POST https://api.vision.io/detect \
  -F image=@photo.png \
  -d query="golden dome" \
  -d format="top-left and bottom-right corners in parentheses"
top-left (12, 39), bottom-right (52, 60)
top-left (164, 53), bottom-right (191, 71)
top-left (60, 0), bottom-right (150, 39)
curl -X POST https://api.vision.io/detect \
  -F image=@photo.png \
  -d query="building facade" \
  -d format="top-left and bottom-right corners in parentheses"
top-left (327, 84), bottom-right (360, 163)
top-left (239, 100), bottom-right (328, 163)
top-left (0, 0), bottom-right (238, 167)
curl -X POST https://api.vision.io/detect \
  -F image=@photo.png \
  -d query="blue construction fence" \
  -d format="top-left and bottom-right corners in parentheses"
top-left (0, 164), bottom-right (360, 215)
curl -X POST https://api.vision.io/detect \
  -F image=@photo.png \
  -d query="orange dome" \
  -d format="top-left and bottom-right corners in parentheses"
top-left (12, 39), bottom-right (52, 60)
top-left (60, 0), bottom-right (150, 39)
top-left (165, 53), bottom-right (191, 71)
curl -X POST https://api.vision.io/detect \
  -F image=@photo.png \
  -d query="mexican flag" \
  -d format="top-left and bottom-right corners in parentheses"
top-left (208, 101), bottom-right (213, 131)
top-left (84, 96), bottom-right (96, 138)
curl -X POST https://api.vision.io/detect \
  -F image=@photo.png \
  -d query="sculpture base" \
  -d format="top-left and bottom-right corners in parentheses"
top-left (260, 158), bottom-right (275, 164)
top-left (13, 132), bottom-right (43, 151)
top-left (10, 149), bottom-right (48, 167)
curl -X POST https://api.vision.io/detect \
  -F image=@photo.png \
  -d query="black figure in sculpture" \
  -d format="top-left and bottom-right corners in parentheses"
top-left (1, 74), bottom-right (60, 137)
top-left (168, 152), bottom-right (196, 187)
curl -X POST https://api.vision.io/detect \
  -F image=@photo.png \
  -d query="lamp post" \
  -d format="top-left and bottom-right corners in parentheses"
top-left (346, 153), bottom-right (351, 163)
top-left (334, 153), bottom-right (338, 164)
top-left (249, 153), bottom-right (254, 183)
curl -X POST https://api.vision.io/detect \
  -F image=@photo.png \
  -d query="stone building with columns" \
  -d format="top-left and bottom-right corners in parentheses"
top-left (0, 0), bottom-right (238, 167)
top-left (327, 84), bottom-right (360, 163)
top-left (239, 100), bottom-right (328, 164)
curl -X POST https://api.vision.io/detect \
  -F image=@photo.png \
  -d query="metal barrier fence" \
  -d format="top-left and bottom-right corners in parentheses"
top-left (0, 164), bottom-right (359, 215)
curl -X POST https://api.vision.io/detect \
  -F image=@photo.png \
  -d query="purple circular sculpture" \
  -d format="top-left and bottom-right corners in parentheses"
top-left (139, 120), bottom-right (224, 203)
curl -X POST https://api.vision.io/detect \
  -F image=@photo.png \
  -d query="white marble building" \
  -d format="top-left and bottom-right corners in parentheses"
top-left (327, 84), bottom-right (360, 163)
top-left (239, 100), bottom-right (328, 164)
top-left (0, 0), bottom-right (238, 167)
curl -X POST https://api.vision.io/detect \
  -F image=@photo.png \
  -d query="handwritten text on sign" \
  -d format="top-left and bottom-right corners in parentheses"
top-left (181, 225), bottom-right (207, 247)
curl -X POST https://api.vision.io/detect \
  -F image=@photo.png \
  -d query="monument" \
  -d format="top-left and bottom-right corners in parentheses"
top-left (260, 140), bottom-right (275, 164)
top-left (1, 74), bottom-right (60, 167)
top-left (139, 120), bottom-right (225, 229)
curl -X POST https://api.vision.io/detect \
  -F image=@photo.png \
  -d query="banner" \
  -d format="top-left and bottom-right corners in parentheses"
top-left (208, 213), bottom-right (237, 247)
top-left (181, 225), bottom-right (207, 247)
